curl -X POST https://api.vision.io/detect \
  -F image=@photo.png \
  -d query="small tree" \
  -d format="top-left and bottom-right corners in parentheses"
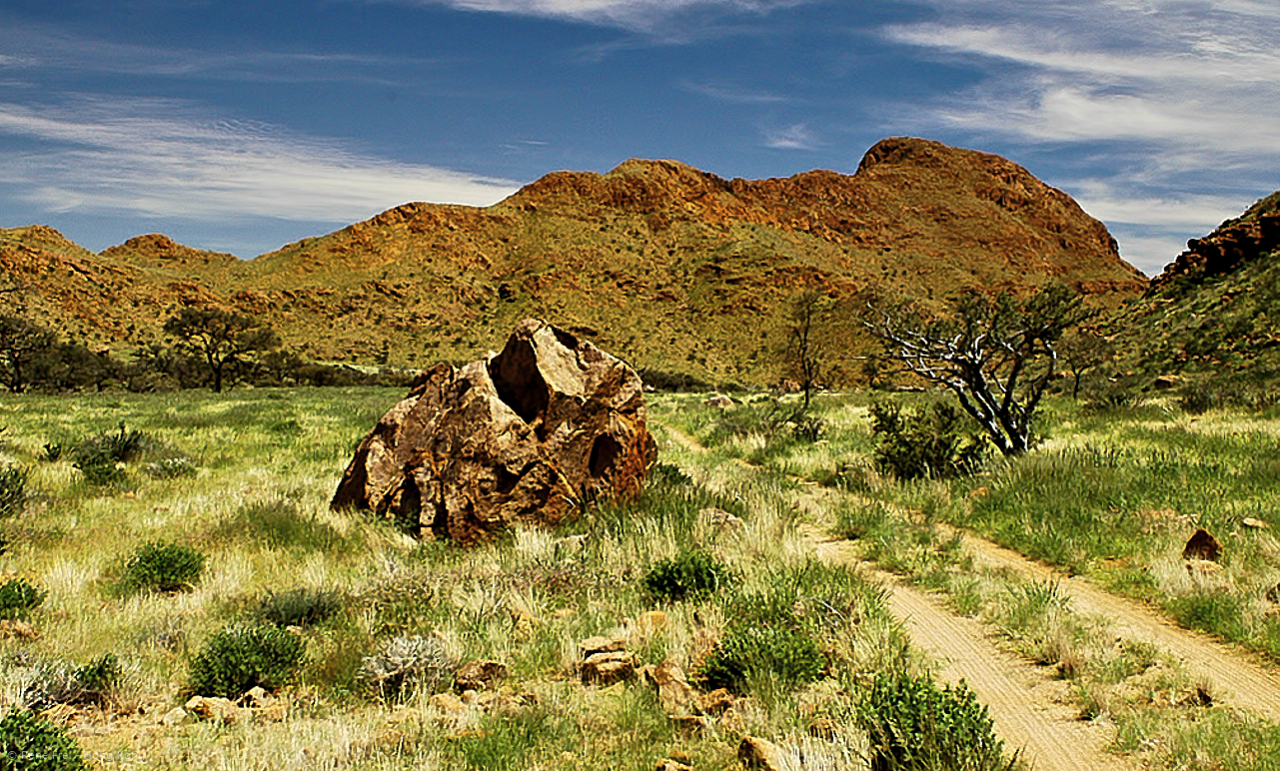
top-left (861, 283), bottom-right (1088, 456)
top-left (163, 307), bottom-right (279, 393)
top-left (0, 314), bottom-right (57, 393)
top-left (783, 289), bottom-right (828, 414)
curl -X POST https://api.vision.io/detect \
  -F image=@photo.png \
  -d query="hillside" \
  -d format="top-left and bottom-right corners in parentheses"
top-left (0, 137), bottom-right (1145, 386)
top-left (1106, 191), bottom-right (1280, 393)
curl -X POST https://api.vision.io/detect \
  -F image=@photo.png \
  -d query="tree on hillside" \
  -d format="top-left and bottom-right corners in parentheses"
top-left (783, 289), bottom-right (828, 414)
top-left (163, 307), bottom-right (280, 393)
top-left (0, 314), bottom-right (57, 393)
top-left (860, 283), bottom-right (1088, 456)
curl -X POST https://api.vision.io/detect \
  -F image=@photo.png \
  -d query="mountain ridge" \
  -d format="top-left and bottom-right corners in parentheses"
top-left (0, 137), bottom-right (1146, 386)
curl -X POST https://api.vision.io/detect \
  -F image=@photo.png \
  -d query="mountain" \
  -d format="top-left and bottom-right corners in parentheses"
top-left (1105, 190), bottom-right (1280, 393)
top-left (0, 137), bottom-right (1145, 386)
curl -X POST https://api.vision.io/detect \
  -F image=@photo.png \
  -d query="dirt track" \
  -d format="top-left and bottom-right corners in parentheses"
top-left (656, 421), bottom-right (1280, 771)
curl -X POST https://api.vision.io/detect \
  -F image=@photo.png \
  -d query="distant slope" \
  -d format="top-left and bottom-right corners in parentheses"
top-left (0, 137), bottom-right (1145, 386)
top-left (1107, 191), bottom-right (1280, 389)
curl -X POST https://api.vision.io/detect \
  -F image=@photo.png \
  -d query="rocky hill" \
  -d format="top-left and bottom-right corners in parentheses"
top-left (1106, 190), bottom-right (1280, 395)
top-left (0, 137), bottom-right (1145, 386)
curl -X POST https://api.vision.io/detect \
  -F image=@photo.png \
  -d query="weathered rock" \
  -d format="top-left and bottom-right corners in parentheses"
top-left (656, 759), bottom-right (695, 771)
top-left (700, 507), bottom-right (743, 530)
top-left (1182, 528), bottom-right (1222, 561)
top-left (331, 319), bottom-right (658, 543)
top-left (738, 736), bottom-right (786, 770)
top-left (642, 660), bottom-right (697, 713)
top-left (580, 635), bottom-right (635, 685)
top-left (184, 696), bottom-right (250, 724)
top-left (454, 660), bottom-right (509, 693)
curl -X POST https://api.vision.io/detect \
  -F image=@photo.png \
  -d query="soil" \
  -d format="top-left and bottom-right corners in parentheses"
top-left (656, 421), bottom-right (1280, 771)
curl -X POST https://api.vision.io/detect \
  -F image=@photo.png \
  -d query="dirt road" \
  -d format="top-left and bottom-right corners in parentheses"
top-left (656, 421), bottom-right (1280, 770)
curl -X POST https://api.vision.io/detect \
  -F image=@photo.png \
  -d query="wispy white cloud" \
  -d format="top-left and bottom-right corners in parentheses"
top-left (882, 0), bottom-right (1280, 275)
top-left (393, 0), bottom-right (813, 35)
top-left (679, 79), bottom-right (788, 104)
top-left (764, 123), bottom-right (819, 150)
top-left (0, 98), bottom-right (519, 223)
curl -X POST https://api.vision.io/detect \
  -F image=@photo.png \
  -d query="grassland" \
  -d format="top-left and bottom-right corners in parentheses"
top-left (3, 386), bottom-right (1280, 769)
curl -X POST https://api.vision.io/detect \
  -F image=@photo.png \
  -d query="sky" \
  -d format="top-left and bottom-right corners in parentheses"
top-left (1, 1), bottom-right (1277, 276)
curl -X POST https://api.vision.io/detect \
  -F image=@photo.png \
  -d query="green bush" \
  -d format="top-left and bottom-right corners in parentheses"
top-left (117, 540), bottom-right (205, 595)
top-left (0, 578), bottom-right (45, 620)
top-left (696, 622), bottom-right (825, 695)
top-left (643, 550), bottom-right (734, 602)
top-left (22, 654), bottom-right (121, 710)
top-left (257, 587), bottom-right (344, 628)
top-left (858, 671), bottom-right (1017, 771)
top-left (869, 401), bottom-right (987, 480)
top-left (187, 624), bottom-right (307, 698)
top-left (69, 423), bottom-right (153, 486)
top-left (0, 709), bottom-right (87, 771)
top-left (0, 466), bottom-right (27, 518)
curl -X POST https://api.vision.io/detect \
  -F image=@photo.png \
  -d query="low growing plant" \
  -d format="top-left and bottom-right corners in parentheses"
top-left (0, 709), bottom-right (87, 771)
top-left (0, 578), bottom-right (45, 620)
top-left (22, 654), bottom-right (122, 710)
top-left (869, 401), bottom-right (987, 480)
top-left (643, 549), bottom-right (735, 602)
top-left (0, 465), bottom-right (27, 518)
top-left (858, 671), bottom-right (1018, 771)
top-left (257, 587), bottom-right (344, 628)
top-left (187, 624), bottom-right (307, 699)
top-left (358, 634), bottom-right (452, 702)
top-left (116, 540), bottom-right (205, 595)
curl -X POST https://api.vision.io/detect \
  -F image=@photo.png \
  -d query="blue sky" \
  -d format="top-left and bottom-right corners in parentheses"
top-left (1, 0), bottom-right (1277, 275)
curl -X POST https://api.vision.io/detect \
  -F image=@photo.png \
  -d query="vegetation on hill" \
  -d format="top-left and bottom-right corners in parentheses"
top-left (0, 138), bottom-right (1145, 388)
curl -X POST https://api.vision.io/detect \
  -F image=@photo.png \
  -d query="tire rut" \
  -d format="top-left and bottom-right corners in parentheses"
top-left (655, 420), bottom-right (1280, 768)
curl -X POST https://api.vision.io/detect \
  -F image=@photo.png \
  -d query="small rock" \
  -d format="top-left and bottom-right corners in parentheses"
top-left (705, 394), bottom-right (735, 408)
top-left (738, 736), bottom-right (786, 770)
top-left (656, 760), bottom-right (695, 771)
top-left (1182, 528), bottom-right (1222, 561)
top-left (454, 660), bottom-right (509, 693)
top-left (1186, 559), bottom-right (1224, 576)
top-left (0, 620), bottom-right (38, 640)
top-left (428, 693), bottom-right (467, 715)
top-left (642, 661), bottom-right (697, 713)
top-left (698, 688), bottom-right (735, 715)
top-left (184, 696), bottom-right (248, 724)
top-left (1243, 517), bottom-right (1270, 530)
top-left (241, 686), bottom-right (273, 708)
top-left (1266, 583), bottom-right (1280, 604)
top-left (669, 715), bottom-right (708, 737)
top-left (160, 707), bottom-right (190, 726)
top-left (582, 650), bottom-right (636, 686)
top-left (700, 507), bottom-right (743, 530)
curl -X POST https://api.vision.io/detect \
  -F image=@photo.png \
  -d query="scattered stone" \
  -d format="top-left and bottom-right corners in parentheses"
top-left (454, 660), bottom-right (509, 693)
top-left (669, 715), bottom-right (708, 737)
top-left (580, 635), bottom-right (628, 657)
top-left (1182, 528), bottom-right (1222, 561)
top-left (0, 620), bottom-right (38, 639)
top-left (1243, 517), bottom-right (1270, 530)
top-left (656, 759), bottom-right (695, 771)
top-left (642, 661), bottom-right (697, 713)
top-left (332, 319), bottom-right (659, 544)
top-left (428, 692), bottom-right (467, 716)
top-left (700, 507), bottom-right (743, 530)
top-left (738, 736), bottom-right (786, 770)
top-left (582, 650), bottom-right (636, 686)
top-left (1267, 583), bottom-right (1280, 604)
top-left (698, 688), bottom-right (735, 715)
top-left (183, 696), bottom-right (250, 724)
top-left (705, 394), bottom-right (735, 408)
top-left (633, 610), bottom-right (669, 639)
top-left (1185, 559), bottom-right (1224, 577)
top-left (160, 707), bottom-right (190, 726)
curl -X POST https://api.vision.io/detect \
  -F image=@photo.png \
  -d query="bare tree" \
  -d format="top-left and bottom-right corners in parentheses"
top-left (783, 288), bottom-right (827, 413)
top-left (861, 283), bottom-right (1088, 456)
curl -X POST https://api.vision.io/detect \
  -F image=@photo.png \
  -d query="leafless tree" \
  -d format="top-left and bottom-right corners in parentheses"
top-left (861, 283), bottom-right (1088, 456)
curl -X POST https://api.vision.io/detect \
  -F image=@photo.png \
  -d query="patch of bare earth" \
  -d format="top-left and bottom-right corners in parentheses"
top-left (656, 421), bottom-right (1280, 770)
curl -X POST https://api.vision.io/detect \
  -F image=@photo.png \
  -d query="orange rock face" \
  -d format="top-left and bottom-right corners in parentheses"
top-left (330, 319), bottom-right (657, 544)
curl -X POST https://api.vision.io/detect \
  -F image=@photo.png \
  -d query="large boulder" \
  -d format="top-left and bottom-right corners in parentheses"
top-left (331, 319), bottom-right (657, 544)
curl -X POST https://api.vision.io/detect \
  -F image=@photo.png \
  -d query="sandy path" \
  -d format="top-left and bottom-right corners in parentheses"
top-left (654, 420), bottom-right (1280, 768)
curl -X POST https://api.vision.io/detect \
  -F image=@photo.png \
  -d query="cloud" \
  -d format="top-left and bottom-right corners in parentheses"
top-left (394, 0), bottom-right (813, 35)
top-left (764, 123), bottom-right (819, 150)
top-left (0, 98), bottom-right (519, 223)
top-left (679, 80), bottom-right (788, 104)
top-left (880, 0), bottom-right (1280, 275)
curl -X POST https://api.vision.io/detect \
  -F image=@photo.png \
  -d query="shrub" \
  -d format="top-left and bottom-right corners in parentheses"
top-left (187, 624), bottom-right (307, 698)
top-left (0, 578), bottom-right (45, 620)
top-left (358, 634), bottom-right (452, 702)
top-left (143, 457), bottom-right (197, 480)
top-left (869, 401), bottom-right (986, 480)
top-left (69, 423), bottom-right (152, 486)
top-left (22, 654), bottom-right (121, 710)
top-left (858, 671), bottom-right (1016, 771)
top-left (117, 540), bottom-right (205, 595)
top-left (0, 466), bottom-right (27, 519)
top-left (0, 709), bottom-right (87, 771)
top-left (696, 622), bottom-right (825, 695)
top-left (257, 588), bottom-right (344, 628)
top-left (643, 550), bottom-right (734, 602)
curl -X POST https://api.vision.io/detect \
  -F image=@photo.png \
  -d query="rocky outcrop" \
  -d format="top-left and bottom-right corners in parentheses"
top-left (330, 319), bottom-right (657, 544)
top-left (1149, 205), bottom-right (1280, 292)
